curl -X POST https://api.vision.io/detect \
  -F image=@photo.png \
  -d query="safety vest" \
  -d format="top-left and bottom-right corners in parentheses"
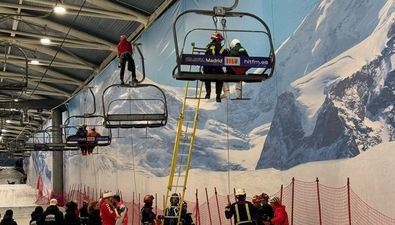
top-left (208, 44), bottom-right (226, 56)
top-left (235, 203), bottom-right (252, 225)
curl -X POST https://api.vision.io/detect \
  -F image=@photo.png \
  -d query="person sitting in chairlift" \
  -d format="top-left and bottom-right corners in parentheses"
top-left (87, 128), bottom-right (101, 155)
top-left (222, 39), bottom-right (250, 99)
top-left (117, 35), bottom-right (137, 85)
top-left (76, 125), bottom-right (88, 156)
top-left (202, 32), bottom-right (229, 103)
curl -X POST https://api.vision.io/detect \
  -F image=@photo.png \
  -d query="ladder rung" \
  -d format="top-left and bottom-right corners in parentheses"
top-left (171, 185), bottom-right (185, 188)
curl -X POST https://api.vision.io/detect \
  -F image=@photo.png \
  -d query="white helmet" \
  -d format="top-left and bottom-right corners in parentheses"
top-left (235, 188), bottom-right (246, 196)
top-left (230, 39), bottom-right (240, 48)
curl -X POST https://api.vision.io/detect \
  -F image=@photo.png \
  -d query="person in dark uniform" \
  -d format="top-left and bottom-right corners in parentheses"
top-left (117, 35), bottom-right (137, 84)
top-left (225, 188), bottom-right (256, 225)
top-left (202, 32), bottom-right (229, 103)
top-left (80, 201), bottom-right (89, 225)
top-left (39, 199), bottom-right (64, 225)
top-left (141, 194), bottom-right (157, 225)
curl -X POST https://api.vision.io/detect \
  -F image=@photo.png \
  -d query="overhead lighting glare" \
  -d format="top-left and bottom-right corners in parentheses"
top-left (40, 38), bottom-right (51, 45)
top-left (1, 129), bottom-right (7, 133)
top-left (54, 6), bottom-right (66, 14)
top-left (5, 120), bottom-right (11, 123)
top-left (30, 60), bottom-right (40, 65)
top-left (14, 99), bottom-right (19, 102)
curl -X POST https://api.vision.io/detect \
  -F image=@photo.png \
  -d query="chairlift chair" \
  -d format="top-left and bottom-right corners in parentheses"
top-left (0, 43), bottom-right (29, 91)
top-left (172, 6), bottom-right (276, 83)
top-left (102, 83), bottom-right (168, 129)
top-left (63, 87), bottom-right (111, 148)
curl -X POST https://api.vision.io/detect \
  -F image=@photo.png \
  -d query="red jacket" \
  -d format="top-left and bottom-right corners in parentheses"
top-left (116, 201), bottom-right (128, 225)
top-left (117, 38), bottom-right (133, 58)
top-left (101, 201), bottom-right (117, 225)
top-left (271, 204), bottom-right (289, 225)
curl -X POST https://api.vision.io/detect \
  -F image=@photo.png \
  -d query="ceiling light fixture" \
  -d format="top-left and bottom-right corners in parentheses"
top-left (5, 120), bottom-right (11, 123)
top-left (54, 6), bottom-right (66, 14)
top-left (29, 60), bottom-right (40, 65)
top-left (40, 38), bottom-right (51, 45)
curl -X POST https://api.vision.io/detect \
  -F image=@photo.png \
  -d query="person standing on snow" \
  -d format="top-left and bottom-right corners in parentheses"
top-left (39, 199), bottom-right (64, 225)
top-left (225, 188), bottom-right (256, 225)
top-left (140, 195), bottom-right (157, 225)
top-left (202, 32), bottom-right (229, 103)
top-left (113, 195), bottom-right (128, 225)
top-left (100, 192), bottom-right (119, 225)
top-left (64, 201), bottom-right (80, 225)
top-left (0, 210), bottom-right (17, 225)
top-left (117, 35), bottom-right (137, 85)
top-left (222, 39), bottom-right (249, 99)
top-left (80, 201), bottom-right (89, 225)
top-left (88, 201), bottom-right (101, 225)
top-left (260, 193), bottom-right (274, 224)
top-left (265, 197), bottom-right (288, 225)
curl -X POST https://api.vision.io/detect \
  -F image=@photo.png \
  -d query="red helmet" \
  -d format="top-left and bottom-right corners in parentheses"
top-left (211, 32), bottom-right (224, 42)
top-left (144, 194), bottom-right (154, 203)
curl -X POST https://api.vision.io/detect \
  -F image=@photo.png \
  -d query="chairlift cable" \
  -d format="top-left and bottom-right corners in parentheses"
top-left (270, 0), bottom-right (279, 98)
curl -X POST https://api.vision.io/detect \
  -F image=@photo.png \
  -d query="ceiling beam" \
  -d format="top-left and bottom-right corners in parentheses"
top-left (0, 55), bottom-right (95, 70)
top-left (84, 0), bottom-right (148, 25)
top-left (6, 60), bottom-right (86, 84)
top-left (5, 40), bottom-right (97, 69)
top-left (0, 71), bottom-right (80, 85)
top-left (0, 29), bottom-right (115, 51)
top-left (0, 7), bottom-right (116, 47)
top-left (17, 0), bottom-right (139, 21)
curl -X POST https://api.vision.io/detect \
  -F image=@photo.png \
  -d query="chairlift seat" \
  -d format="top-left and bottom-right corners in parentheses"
top-left (104, 113), bottom-right (167, 129)
top-left (32, 143), bottom-right (80, 152)
top-left (174, 71), bottom-right (269, 82)
top-left (66, 135), bottom-right (111, 147)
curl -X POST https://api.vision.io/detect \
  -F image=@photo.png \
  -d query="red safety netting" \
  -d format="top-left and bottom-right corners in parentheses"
top-left (39, 178), bottom-right (395, 225)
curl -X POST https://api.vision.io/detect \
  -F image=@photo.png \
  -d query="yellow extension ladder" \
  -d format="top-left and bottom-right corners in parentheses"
top-left (163, 78), bottom-right (204, 224)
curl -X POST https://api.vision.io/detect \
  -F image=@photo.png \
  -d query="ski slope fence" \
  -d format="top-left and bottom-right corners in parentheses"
top-left (36, 178), bottom-right (395, 225)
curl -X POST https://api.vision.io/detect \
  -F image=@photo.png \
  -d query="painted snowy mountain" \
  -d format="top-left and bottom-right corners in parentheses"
top-left (256, 0), bottom-right (395, 169)
top-left (62, 0), bottom-right (394, 177)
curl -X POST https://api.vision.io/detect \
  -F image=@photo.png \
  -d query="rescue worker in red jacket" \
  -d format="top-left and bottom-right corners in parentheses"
top-left (266, 197), bottom-right (289, 225)
top-left (117, 35), bottom-right (137, 84)
top-left (100, 191), bottom-right (119, 225)
top-left (202, 32), bottom-right (229, 103)
top-left (225, 188), bottom-right (256, 225)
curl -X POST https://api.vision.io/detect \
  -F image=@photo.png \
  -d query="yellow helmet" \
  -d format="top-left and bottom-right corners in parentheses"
top-left (235, 188), bottom-right (246, 196)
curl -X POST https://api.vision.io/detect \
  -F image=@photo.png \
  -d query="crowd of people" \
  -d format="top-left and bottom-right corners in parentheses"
top-left (0, 189), bottom-right (287, 225)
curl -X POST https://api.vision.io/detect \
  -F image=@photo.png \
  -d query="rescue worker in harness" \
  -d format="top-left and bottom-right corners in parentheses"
top-left (225, 188), bottom-right (256, 225)
top-left (202, 32), bottom-right (229, 103)
top-left (222, 39), bottom-right (250, 99)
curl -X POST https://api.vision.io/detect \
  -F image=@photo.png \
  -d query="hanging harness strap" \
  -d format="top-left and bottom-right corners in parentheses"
top-left (235, 203), bottom-right (252, 225)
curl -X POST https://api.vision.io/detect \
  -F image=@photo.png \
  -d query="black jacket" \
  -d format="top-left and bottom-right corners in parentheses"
top-left (141, 206), bottom-right (156, 224)
top-left (88, 210), bottom-right (101, 225)
top-left (254, 204), bottom-right (274, 225)
top-left (202, 41), bottom-right (228, 74)
top-left (0, 218), bottom-right (17, 225)
top-left (225, 201), bottom-right (256, 225)
top-left (39, 205), bottom-right (64, 225)
top-left (64, 212), bottom-right (80, 225)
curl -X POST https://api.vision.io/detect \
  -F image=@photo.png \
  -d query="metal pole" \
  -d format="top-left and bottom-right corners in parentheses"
top-left (347, 178), bottom-right (351, 225)
top-left (196, 189), bottom-right (201, 225)
top-left (132, 192), bottom-right (135, 225)
top-left (214, 187), bottom-right (222, 225)
top-left (139, 193), bottom-right (141, 224)
top-left (155, 193), bottom-right (158, 215)
top-left (291, 178), bottom-right (295, 225)
top-left (316, 178), bottom-right (322, 225)
top-left (280, 184), bottom-right (283, 204)
top-left (52, 109), bottom-right (63, 198)
top-left (205, 188), bottom-right (213, 225)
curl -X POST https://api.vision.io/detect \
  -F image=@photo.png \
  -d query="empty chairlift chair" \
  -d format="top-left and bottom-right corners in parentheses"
top-left (0, 43), bottom-right (29, 91)
top-left (102, 83), bottom-right (168, 129)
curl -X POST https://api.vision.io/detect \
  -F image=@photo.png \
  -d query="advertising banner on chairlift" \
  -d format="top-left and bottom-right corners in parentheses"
top-left (181, 54), bottom-right (272, 68)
